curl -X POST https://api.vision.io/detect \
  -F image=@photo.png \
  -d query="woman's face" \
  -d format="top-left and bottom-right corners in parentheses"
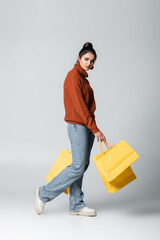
top-left (78, 52), bottom-right (95, 71)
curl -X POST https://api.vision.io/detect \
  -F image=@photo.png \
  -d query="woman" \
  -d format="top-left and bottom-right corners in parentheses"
top-left (34, 42), bottom-right (106, 217)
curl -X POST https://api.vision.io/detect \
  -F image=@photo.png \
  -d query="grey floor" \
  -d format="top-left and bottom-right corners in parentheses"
top-left (1, 161), bottom-right (160, 240)
top-left (1, 194), bottom-right (160, 240)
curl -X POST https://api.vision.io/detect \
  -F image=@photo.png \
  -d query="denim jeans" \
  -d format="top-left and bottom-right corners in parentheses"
top-left (39, 122), bottom-right (95, 211)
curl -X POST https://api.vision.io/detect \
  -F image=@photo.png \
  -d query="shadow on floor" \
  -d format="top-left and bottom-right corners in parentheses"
top-left (91, 192), bottom-right (160, 216)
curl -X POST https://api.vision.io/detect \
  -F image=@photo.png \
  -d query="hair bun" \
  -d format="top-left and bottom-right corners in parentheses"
top-left (83, 42), bottom-right (93, 49)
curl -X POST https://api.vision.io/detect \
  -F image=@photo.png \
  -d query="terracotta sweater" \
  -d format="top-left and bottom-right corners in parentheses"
top-left (63, 63), bottom-right (100, 134)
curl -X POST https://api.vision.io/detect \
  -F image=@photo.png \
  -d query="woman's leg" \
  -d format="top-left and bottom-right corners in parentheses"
top-left (69, 127), bottom-right (95, 211)
top-left (38, 123), bottom-right (94, 205)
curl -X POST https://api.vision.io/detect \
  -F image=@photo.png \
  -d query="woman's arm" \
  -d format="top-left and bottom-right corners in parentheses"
top-left (66, 75), bottom-right (99, 134)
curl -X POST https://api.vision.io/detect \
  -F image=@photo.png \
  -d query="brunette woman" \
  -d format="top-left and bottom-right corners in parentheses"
top-left (34, 42), bottom-right (106, 217)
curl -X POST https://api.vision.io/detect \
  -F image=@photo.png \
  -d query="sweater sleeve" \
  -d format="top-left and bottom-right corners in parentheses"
top-left (67, 75), bottom-right (100, 134)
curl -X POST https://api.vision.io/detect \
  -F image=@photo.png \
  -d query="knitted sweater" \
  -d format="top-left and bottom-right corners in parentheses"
top-left (63, 63), bottom-right (99, 134)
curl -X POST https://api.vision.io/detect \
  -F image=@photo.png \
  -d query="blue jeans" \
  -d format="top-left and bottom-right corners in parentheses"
top-left (39, 122), bottom-right (95, 211)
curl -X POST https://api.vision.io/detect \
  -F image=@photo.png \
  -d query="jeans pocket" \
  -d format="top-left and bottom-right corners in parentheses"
top-left (73, 124), bottom-right (77, 131)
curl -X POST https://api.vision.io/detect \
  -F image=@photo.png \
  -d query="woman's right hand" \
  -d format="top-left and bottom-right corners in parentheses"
top-left (94, 130), bottom-right (106, 142)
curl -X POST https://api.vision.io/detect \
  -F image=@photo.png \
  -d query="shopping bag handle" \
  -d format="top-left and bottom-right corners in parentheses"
top-left (103, 140), bottom-right (112, 149)
top-left (100, 140), bottom-right (112, 153)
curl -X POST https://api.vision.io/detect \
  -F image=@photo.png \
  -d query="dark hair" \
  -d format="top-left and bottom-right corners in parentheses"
top-left (76, 42), bottom-right (97, 65)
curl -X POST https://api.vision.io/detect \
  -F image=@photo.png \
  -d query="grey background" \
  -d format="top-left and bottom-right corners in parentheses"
top-left (0, 0), bottom-right (160, 239)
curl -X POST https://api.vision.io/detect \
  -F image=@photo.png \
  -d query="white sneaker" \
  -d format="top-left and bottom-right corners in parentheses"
top-left (69, 206), bottom-right (97, 217)
top-left (34, 187), bottom-right (46, 215)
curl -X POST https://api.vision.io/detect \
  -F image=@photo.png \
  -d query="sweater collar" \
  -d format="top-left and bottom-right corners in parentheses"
top-left (74, 63), bottom-right (88, 78)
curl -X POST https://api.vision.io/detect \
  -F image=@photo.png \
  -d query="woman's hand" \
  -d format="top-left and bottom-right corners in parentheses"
top-left (94, 130), bottom-right (106, 142)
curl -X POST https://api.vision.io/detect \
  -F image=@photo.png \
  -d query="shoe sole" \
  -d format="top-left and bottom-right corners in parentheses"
top-left (69, 211), bottom-right (97, 217)
top-left (34, 187), bottom-right (42, 215)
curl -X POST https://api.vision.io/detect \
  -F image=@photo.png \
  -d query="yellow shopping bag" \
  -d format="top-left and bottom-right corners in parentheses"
top-left (100, 139), bottom-right (139, 181)
top-left (45, 148), bottom-right (72, 194)
top-left (92, 140), bottom-right (139, 193)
